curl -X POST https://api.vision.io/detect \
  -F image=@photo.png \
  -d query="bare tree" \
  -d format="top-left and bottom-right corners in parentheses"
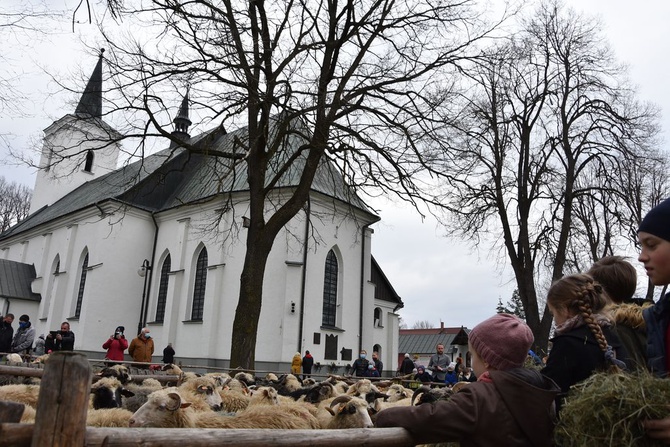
top-left (411, 320), bottom-right (435, 330)
top-left (81, 0), bottom-right (497, 369)
top-left (0, 177), bottom-right (32, 232)
top-left (435, 1), bottom-right (660, 351)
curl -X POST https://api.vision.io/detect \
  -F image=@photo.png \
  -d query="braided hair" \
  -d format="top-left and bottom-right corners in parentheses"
top-left (547, 273), bottom-right (624, 372)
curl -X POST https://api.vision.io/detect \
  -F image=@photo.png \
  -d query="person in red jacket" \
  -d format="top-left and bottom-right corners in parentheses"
top-left (103, 325), bottom-right (128, 364)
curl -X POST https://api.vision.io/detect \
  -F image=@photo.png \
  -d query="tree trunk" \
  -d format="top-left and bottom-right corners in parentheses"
top-left (229, 225), bottom-right (273, 370)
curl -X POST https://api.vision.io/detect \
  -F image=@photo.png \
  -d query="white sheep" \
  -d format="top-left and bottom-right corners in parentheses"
top-left (0, 384), bottom-right (41, 408)
top-left (218, 387), bottom-right (250, 413)
top-left (177, 375), bottom-right (223, 411)
top-left (317, 395), bottom-right (374, 429)
top-left (86, 407), bottom-right (134, 427)
top-left (129, 388), bottom-right (319, 429)
top-left (248, 386), bottom-right (279, 406)
top-left (97, 364), bottom-right (133, 384)
top-left (5, 353), bottom-right (23, 364)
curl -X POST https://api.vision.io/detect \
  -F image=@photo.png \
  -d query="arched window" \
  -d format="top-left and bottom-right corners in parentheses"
top-left (374, 307), bottom-right (382, 327)
top-left (75, 252), bottom-right (89, 318)
top-left (191, 248), bottom-right (208, 321)
top-left (155, 254), bottom-right (171, 322)
top-left (84, 150), bottom-right (94, 172)
top-left (41, 255), bottom-right (60, 319)
top-left (322, 249), bottom-right (338, 327)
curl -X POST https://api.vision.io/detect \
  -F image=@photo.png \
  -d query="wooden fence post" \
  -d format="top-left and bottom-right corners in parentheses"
top-left (31, 351), bottom-right (91, 447)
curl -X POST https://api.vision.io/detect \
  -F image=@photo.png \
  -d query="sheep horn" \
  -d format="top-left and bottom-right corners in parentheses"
top-left (330, 395), bottom-right (353, 408)
top-left (166, 392), bottom-right (183, 411)
top-left (411, 385), bottom-right (431, 406)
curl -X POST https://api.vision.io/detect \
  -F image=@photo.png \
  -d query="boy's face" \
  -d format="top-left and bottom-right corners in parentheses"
top-left (638, 232), bottom-right (670, 286)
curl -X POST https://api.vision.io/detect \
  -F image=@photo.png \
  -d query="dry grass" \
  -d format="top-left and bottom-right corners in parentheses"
top-left (555, 371), bottom-right (670, 446)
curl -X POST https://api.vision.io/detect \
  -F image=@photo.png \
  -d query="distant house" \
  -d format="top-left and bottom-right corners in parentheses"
top-left (397, 323), bottom-right (470, 372)
top-left (0, 54), bottom-right (404, 372)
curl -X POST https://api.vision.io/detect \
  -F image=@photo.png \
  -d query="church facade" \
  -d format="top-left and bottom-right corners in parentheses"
top-left (0, 55), bottom-right (403, 373)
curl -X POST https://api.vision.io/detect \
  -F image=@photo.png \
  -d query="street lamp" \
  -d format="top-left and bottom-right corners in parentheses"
top-left (450, 345), bottom-right (458, 362)
top-left (137, 259), bottom-right (152, 336)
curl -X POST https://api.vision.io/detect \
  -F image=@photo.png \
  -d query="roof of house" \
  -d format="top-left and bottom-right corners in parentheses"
top-left (0, 116), bottom-right (377, 241)
top-left (0, 259), bottom-right (41, 302)
top-left (371, 256), bottom-right (403, 307)
top-left (398, 326), bottom-right (470, 354)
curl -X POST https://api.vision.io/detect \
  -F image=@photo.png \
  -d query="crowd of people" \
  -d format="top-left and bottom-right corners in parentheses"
top-left (376, 197), bottom-right (670, 445)
top-left (0, 319), bottom-right (174, 369)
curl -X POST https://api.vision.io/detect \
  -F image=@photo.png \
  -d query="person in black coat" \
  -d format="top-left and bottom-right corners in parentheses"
top-left (302, 350), bottom-right (314, 379)
top-left (44, 322), bottom-right (75, 352)
top-left (414, 365), bottom-right (432, 383)
top-left (352, 350), bottom-right (370, 377)
top-left (162, 343), bottom-right (175, 364)
top-left (541, 273), bottom-right (628, 415)
top-left (0, 314), bottom-right (14, 358)
top-left (372, 351), bottom-right (383, 377)
top-left (398, 353), bottom-right (415, 375)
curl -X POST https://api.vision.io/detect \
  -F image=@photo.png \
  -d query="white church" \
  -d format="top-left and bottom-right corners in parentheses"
top-left (0, 54), bottom-right (404, 373)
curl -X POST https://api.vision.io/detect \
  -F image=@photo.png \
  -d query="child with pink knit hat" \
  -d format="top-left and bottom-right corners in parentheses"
top-left (376, 313), bottom-right (560, 446)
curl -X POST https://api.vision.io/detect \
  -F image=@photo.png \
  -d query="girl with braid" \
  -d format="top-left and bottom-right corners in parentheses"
top-left (541, 273), bottom-right (628, 415)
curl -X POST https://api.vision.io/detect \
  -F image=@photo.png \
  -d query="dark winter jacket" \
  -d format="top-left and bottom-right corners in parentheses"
top-left (399, 357), bottom-right (415, 374)
top-left (45, 330), bottom-right (75, 352)
top-left (644, 293), bottom-right (670, 377)
top-left (365, 366), bottom-right (380, 378)
top-left (376, 368), bottom-right (560, 447)
top-left (373, 358), bottom-right (383, 376)
top-left (0, 320), bottom-right (13, 354)
top-left (302, 353), bottom-right (314, 374)
top-left (414, 371), bottom-right (433, 383)
top-left (162, 345), bottom-right (175, 364)
top-left (541, 323), bottom-right (628, 413)
top-left (352, 357), bottom-right (370, 377)
top-left (611, 302), bottom-right (650, 372)
top-left (444, 370), bottom-right (458, 386)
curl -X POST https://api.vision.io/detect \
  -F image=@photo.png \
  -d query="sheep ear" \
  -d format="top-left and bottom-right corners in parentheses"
top-left (121, 389), bottom-right (135, 398)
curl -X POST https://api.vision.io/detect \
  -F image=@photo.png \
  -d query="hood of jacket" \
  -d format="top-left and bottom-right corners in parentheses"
top-left (490, 368), bottom-right (560, 446)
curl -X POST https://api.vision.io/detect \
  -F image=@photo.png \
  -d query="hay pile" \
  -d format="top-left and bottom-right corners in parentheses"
top-left (555, 371), bottom-right (670, 446)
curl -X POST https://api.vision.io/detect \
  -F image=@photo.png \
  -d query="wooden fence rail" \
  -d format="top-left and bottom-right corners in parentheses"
top-left (0, 364), bottom-right (180, 384)
top-left (0, 425), bottom-right (416, 447)
top-left (1, 352), bottom-right (419, 447)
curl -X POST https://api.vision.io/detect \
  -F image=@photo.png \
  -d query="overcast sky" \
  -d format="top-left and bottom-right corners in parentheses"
top-left (1, 0), bottom-right (668, 329)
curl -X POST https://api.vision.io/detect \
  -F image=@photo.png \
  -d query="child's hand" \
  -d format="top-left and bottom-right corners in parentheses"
top-left (643, 418), bottom-right (670, 443)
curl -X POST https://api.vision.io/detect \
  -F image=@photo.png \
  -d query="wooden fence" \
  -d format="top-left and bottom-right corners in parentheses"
top-left (0, 352), bottom-right (418, 447)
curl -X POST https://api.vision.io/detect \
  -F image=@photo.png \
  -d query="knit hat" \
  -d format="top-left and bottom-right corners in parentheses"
top-left (469, 314), bottom-right (533, 371)
top-left (639, 198), bottom-right (670, 242)
top-left (19, 314), bottom-right (30, 322)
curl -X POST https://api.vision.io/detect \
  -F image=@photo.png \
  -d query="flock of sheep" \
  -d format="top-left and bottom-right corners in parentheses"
top-left (0, 357), bottom-right (460, 431)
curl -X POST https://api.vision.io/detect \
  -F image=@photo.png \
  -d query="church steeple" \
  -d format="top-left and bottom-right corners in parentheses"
top-left (75, 49), bottom-right (104, 118)
top-left (171, 87), bottom-right (191, 144)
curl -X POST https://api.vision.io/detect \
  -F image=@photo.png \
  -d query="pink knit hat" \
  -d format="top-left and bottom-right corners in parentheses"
top-left (469, 313), bottom-right (533, 370)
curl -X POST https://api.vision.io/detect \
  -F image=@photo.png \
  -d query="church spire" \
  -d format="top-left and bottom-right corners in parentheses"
top-left (171, 87), bottom-right (192, 144)
top-left (75, 49), bottom-right (104, 118)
